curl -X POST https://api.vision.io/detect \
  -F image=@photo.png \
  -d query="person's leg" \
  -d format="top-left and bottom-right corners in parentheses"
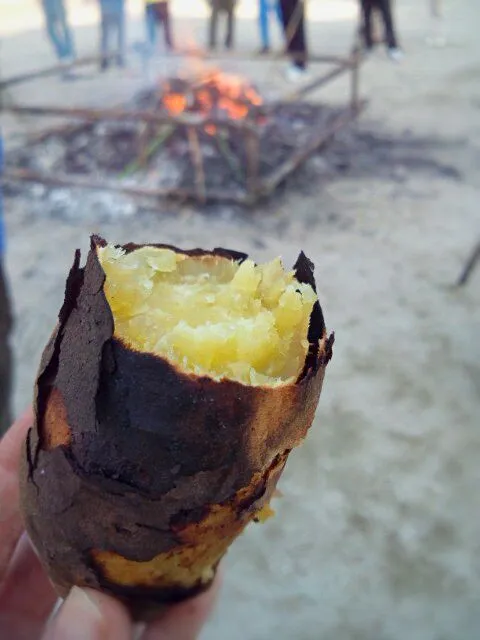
top-left (159, 2), bottom-right (173, 50)
top-left (259, 0), bottom-right (270, 50)
top-left (145, 4), bottom-right (157, 51)
top-left (56, 0), bottom-right (75, 59)
top-left (42, 1), bottom-right (66, 59)
top-left (0, 260), bottom-right (13, 439)
top-left (116, 8), bottom-right (126, 65)
top-left (275, 0), bottom-right (283, 22)
top-left (225, 3), bottom-right (235, 49)
top-left (279, 0), bottom-right (307, 70)
top-left (377, 0), bottom-right (399, 49)
top-left (100, 9), bottom-right (110, 69)
top-left (209, 2), bottom-right (219, 49)
top-left (360, 0), bottom-right (374, 49)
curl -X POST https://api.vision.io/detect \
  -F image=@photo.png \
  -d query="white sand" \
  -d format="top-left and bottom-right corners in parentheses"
top-left (2, 1), bottom-right (480, 638)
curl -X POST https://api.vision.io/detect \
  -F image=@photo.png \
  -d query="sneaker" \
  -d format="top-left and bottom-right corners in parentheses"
top-left (258, 45), bottom-right (270, 55)
top-left (388, 47), bottom-right (404, 62)
top-left (285, 64), bottom-right (308, 83)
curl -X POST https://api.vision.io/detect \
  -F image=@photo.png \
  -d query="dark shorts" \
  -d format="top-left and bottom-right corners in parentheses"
top-left (0, 260), bottom-right (13, 437)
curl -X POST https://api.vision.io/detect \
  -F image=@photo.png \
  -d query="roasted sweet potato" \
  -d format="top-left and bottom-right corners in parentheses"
top-left (20, 236), bottom-right (333, 618)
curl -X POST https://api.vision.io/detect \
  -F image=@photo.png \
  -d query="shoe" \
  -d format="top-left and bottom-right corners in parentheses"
top-left (258, 45), bottom-right (270, 55)
top-left (100, 58), bottom-right (109, 72)
top-left (388, 47), bottom-right (404, 62)
top-left (285, 64), bottom-right (308, 82)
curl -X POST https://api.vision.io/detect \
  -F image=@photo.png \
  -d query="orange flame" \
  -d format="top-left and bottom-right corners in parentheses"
top-left (160, 70), bottom-right (263, 134)
top-left (163, 93), bottom-right (188, 116)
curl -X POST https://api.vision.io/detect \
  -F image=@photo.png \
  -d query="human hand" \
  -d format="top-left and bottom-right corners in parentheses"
top-left (0, 410), bottom-right (221, 639)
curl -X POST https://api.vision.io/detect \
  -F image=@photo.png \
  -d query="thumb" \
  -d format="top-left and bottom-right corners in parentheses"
top-left (141, 569), bottom-right (223, 640)
top-left (42, 586), bottom-right (133, 640)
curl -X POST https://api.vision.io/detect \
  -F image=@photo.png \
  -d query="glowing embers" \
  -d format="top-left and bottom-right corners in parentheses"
top-left (160, 70), bottom-right (264, 134)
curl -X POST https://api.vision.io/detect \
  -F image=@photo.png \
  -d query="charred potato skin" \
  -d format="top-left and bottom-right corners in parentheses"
top-left (20, 237), bottom-right (333, 613)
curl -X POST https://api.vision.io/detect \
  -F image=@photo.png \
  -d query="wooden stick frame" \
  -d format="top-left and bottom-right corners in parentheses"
top-left (1, 54), bottom-right (365, 206)
top-left (0, 55), bottom-right (118, 90)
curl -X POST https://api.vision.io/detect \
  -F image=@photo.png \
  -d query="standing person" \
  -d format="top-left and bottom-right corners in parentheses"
top-left (208, 0), bottom-right (237, 51)
top-left (40, 0), bottom-right (76, 69)
top-left (360, 0), bottom-right (403, 61)
top-left (279, 0), bottom-right (308, 81)
top-left (145, 0), bottom-right (174, 53)
top-left (98, 0), bottom-right (126, 70)
top-left (258, 0), bottom-right (282, 54)
top-left (0, 136), bottom-right (13, 439)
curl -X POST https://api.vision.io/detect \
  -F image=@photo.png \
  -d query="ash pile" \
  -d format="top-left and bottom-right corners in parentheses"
top-left (8, 72), bottom-right (347, 202)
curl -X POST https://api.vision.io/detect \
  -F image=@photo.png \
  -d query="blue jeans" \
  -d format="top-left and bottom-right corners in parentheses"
top-left (145, 3), bottom-right (173, 51)
top-left (100, 8), bottom-right (126, 63)
top-left (259, 0), bottom-right (282, 48)
top-left (42, 0), bottom-right (75, 60)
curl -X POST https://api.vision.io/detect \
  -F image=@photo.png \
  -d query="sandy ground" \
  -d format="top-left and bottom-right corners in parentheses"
top-left (2, 1), bottom-right (480, 638)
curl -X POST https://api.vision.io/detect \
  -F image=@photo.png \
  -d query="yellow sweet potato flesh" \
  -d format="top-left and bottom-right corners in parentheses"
top-left (98, 245), bottom-right (317, 385)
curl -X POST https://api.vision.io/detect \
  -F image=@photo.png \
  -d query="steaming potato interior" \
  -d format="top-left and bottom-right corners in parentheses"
top-left (98, 245), bottom-right (317, 385)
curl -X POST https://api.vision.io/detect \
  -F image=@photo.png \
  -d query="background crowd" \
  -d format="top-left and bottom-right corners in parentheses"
top-left (38, 0), bottom-right (404, 82)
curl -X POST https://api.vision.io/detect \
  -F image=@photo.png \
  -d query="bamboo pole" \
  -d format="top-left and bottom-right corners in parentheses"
top-left (137, 122), bottom-right (151, 168)
top-left (121, 124), bottom-right (175, 177)
top-left (187, 127), bottom-right (206, 203)
top-left (2, 104), bottom-right (257, 134)
top-left (280, 59), bottom-right (353, 103)
top-left (0, 55), bottom-right (116, 90)
top-left (258, 101), bottom-right (367, 197)
top-left (214, 132), bottom-right (245, 184)
top-left (9, 100), bottom-right (128, 146)
top-left (24, 121), bottom-right (90, 145)
top-left (1, 167), bottom-right (251, 205)
top-left (350, 51), bottom-right (361, 112)
top-left (245, 128), bottom-right (260, 196)
top-left (155, 48), bottom-right (352, 66)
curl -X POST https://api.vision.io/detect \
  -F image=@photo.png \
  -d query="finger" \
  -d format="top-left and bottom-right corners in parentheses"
top-left (0, 408), bottom-right (34, 583)
top-left (42, 587), bottom-right (133, 640)
top-left (141, 571), bottom-right (222, 640)
top-left (0, 533), bottom-right (57, 639)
